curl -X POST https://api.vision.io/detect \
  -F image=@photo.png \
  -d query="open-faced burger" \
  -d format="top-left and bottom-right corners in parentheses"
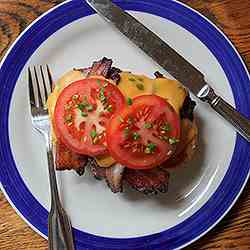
top-left (47, 57), bottom-right (198, 194)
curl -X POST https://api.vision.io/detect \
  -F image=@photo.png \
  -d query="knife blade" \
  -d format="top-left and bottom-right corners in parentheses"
top-left (86, 0), bottom-right (250, 142)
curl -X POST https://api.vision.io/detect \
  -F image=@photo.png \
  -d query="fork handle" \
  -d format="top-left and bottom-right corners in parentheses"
top-left (46, 141), bottom-right (75, 250)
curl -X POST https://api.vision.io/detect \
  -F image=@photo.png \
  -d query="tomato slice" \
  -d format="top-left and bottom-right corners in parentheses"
top-left (106, 95), bottom-right (180, 169)
top-left (54, 78), bottom-right (125, 156)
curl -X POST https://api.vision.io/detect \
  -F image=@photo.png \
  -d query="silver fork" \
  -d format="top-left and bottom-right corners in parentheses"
top-left (28, 66), bottom-right (75, 250)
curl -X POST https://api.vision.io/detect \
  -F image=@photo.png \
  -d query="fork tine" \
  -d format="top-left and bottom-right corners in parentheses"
top-left (34, 66), bottom-right (44, 108)
top-left (46, 64), bottom-right (54, 92)
top-left (28, 67), bottom-right (36, 107)
top-left (40, 65), bottom-right (49, 101)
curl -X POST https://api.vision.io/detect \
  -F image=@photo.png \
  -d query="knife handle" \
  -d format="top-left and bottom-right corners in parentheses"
top-left (201, 86), bottom-right (250, 142)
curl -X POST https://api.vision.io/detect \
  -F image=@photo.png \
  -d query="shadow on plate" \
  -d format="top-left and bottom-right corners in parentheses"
top-left (121, 114), bottom-right (207, 209)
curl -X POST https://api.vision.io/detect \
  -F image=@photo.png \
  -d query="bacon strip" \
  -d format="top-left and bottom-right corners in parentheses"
top-left (73, 67), bottom-right (92, 76)
top-left (124, 167), bottom-right (170, 195)
top-left (96, 57), bottom-right (113, 76)
top-left (87, 57), bottom-right (121, 83)
top-left (54, 140), bottom-right (87, 175)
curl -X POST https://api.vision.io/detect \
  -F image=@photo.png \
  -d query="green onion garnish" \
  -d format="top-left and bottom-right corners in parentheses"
top-left (100, 88), bottom-right (106, 102)
top-left (107, 105), bottom-right (113, 112)
top-left (145, 143), bottom-right (156, 154)
top-left (169, 138), bottom-right (179, 145)
top-left (81, 111), bottom-right (88, 117)
top-left (161, 123), bottom-right (170, 132)
top-left (144, 123), bottom-right (153, 129)
top-left (136, 83), bottom-right (144, 90)
top-left (127, 97), bottom-right (133, 106)
top-left (132, 132), bottom-right (140, 140)
top-left (86, 104), bottom-right (94, 112)
top-left (129, 78), bottom-right (136, 82)
top-left (90, 130), bottom-right (97, 139)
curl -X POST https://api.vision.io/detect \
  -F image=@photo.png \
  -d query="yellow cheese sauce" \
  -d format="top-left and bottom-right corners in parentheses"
top-left (47, 70), bottom-right (188, 167)
top-left (118, 72), bottom-right (187, 114)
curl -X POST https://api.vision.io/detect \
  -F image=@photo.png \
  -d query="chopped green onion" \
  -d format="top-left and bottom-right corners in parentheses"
top-left (86, 104), bottom-right (94, 112)
top-left (132, 132), bottom-right (140, 140)
top-left (161, 123), bottom-right (170, 132)
top-left (107, 105), bottom-right (113, 112)
top-left (129, 78), bottom-right (136, 82)
top-left (136, 83), bottom-right (144, 90)
top-left (81, 111), bottom-right (88, 117)
top-left (127, 97), bottom-right (133, 106)
top-left (138, 77), bottom-right (144, 82)
top-left (145, 143), bottom-right (156, 154)
top-left (144, 123), bottom-right (153, 129)
top-left (77, 103), bottom-right (85, 111)
top-left (90, 130), bottom-right (97, 139)
top-left (159, 135), bottom-right (169, 141)
top-left (96, 79), bottom-right (102, 86)
top-left (100, 88), bottom-right (106, 102)
top-left (169, 137), bottom-right (179, 145)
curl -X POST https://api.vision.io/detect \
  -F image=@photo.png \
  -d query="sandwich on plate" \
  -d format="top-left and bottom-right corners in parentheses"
top-left (47, 57), bottom-right (198, 194)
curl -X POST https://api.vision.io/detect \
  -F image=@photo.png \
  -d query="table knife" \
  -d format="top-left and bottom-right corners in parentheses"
top-left (86, 0), bottom-right (250, 142)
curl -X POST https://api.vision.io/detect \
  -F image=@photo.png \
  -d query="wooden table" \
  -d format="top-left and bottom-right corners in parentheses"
top-left (0, 0), bottom-right (249, 249)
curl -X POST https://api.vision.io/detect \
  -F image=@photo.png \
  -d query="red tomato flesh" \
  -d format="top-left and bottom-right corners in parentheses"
top-left (106, 95), bottom-right (181, 169)
top-left (54, 78), bottom-right (125, 156)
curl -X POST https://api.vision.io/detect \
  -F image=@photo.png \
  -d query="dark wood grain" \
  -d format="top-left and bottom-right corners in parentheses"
top-left (0, 0), bottom-right (249, 249)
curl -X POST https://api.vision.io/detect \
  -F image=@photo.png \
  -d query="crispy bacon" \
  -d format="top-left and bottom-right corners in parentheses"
top-left (54, 140), bottom-right (87, 175)
top-left (154, 71), bottom-right (164, 78)
top-left (73, 67), bottom-right (92, 76)
top-left (89, 161), bottom-right (170, 194)
top-left (124, 167), bottom-right (170, 195)
top-left (107, 67), bottom-right (122, 83)
top-left (87, 57), bottom-right (121, 83)
top-left (96, 57), bottom-right (113, 76)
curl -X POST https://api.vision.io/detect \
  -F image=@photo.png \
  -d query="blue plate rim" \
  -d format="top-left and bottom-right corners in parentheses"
top-left (0, 0), bottom-right (249, 249)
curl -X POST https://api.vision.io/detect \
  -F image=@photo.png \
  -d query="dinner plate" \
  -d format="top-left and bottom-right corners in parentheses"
top-left (0, 0), bottom-right (249, 249)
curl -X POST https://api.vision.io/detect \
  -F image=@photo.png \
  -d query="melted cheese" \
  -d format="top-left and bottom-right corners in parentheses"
top-left (48, 70), bottom-right (86, 143)
top-left (118, 72), bottom-right (187, 113)
top-left (95, 154), bottom-right (116, 167)
top-left (117, 72), bottom-right (154, 98)
top-left (48, 70), bottom-right (188, 167)
top-left (47, 69), bottom-right (85, 119)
